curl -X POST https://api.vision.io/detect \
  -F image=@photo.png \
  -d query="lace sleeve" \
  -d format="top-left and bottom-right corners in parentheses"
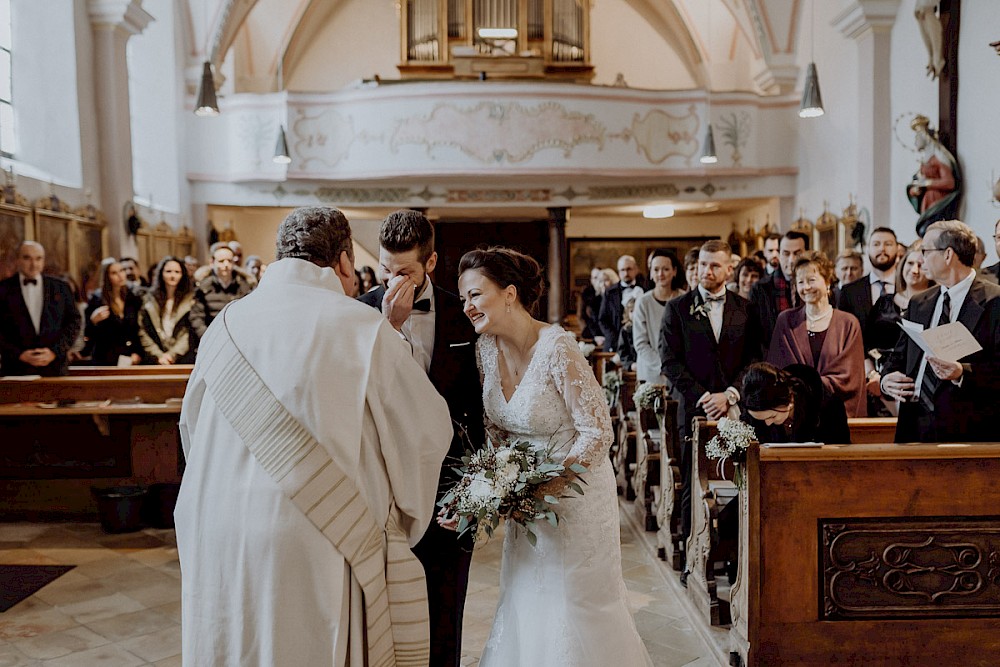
top-left (476, 336), bottom-right (503, 445)
top-left (549, 332), bottom-right (614, 468)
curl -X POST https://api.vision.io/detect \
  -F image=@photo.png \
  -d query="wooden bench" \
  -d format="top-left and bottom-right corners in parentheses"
top-left (631, 401), bottom-right (661, 532)
top-left (846, 416), bottom-right (896, 444)
top-left (0, 372), bottom-right (190, 519)
top-left (656, 398), bottom-right (684, 570)
top-left (68, 364), bottom-right (194, 377)
top-left (613, 370), bottom-right (638, 499)
top-left (729, 441), bottom-right (1000, 666)
top-left (686, 417), bottom-right (737, 626)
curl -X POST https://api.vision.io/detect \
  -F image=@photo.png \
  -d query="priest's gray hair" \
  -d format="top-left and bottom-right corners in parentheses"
top-left (275, 206), bottom-right (354, 267)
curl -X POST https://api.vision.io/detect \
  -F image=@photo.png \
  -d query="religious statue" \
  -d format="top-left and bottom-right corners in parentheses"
top-left (906, 114), bottom-right (961, 237)
top-left (915, 0), bottom-right (945, 79)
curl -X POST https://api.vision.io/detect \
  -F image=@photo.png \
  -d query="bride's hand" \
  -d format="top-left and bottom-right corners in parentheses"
top-left (536, 476), bottom-right (570, 499)
top-left (436, 507), bottom-right (459, 531)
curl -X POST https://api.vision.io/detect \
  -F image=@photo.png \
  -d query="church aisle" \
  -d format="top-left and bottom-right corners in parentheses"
top-left (0, 500), bottom-right (720, 666)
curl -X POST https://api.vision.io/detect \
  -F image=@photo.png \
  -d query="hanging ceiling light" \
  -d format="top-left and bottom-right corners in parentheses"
top-left (643, 204), bottom-right (675, 219)
top-left (194, 61), bottom-right (219, 117)
top-left (273, 126), bottom-right (291, 164)
top-left (700, 122), bottom-right (718, 164)
top-left (800, 62), bottom-right (825, 118)
top-left (799, 0), bottom-right (825, 118)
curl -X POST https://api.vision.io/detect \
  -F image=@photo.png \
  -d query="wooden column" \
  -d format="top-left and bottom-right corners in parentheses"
top-left (546, 207), bottom-right (567, 324)
top-left (937, 0), bottom-right (961, 155)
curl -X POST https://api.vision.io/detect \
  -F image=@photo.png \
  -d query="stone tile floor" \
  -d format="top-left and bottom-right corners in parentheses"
top-left (0, 504), bottom-right (722, 666)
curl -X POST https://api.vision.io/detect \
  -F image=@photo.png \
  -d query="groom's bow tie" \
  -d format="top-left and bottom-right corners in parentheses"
top-left (412, 299), bottom-right (431, 312)
top-left (621, 282), bottom-right (635, 289)
top-left (704, 294), bottom-right (724, 303)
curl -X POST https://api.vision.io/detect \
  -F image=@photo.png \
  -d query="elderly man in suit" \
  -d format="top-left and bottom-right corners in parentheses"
top-left (748, 230), bottom-right (809, 350)
top-left (598, 254), bottom-right (644, 352)
top-left (659, 239), bottom-right (762, 577)
top-left (880, 220), bottom-right (1000, 443)
top-left (359, 209), bottom-right (483, 667)
top-left (0, 241), bottom-right (80, 376)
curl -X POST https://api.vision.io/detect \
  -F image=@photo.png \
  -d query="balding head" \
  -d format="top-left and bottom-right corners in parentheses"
top-left (617, 255), bottom-right (638, 284)
top-left (16, 241), bottom-right (45, 279)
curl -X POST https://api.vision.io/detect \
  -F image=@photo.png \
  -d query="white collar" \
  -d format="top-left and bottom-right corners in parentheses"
top-left (259, 258), bottom-right (345, 294)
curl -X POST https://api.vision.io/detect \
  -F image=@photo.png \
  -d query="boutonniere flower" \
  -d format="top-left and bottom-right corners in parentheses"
top-left (689, 298), bottom-right (710, 320)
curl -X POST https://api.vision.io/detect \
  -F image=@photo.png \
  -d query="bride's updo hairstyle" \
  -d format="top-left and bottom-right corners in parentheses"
top-left (739, 362), bottom-right (794, 412)
top-left (458, 247), bottom-right (545, 313)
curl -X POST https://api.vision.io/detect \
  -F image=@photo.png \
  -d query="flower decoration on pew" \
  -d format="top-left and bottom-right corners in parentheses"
top-left (602, 369), bottom-right (622, 405)
top-left (633, 382), bottom-right (666, 411)
top-left (439, 435), bottom-right (586, 547)
top-left (578, 340), bottom-right (597, 358)
top-left (705, 417), bottom-right (757, 489)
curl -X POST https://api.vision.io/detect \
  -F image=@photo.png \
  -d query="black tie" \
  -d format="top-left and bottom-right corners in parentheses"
top-left (919, 292), bottom-right (951, 411)
top-left (705, 294), bottom-right (724, 303)
top-left (412, 299), bottom-right (431, 312)
top-left (22, 278), bottom-right (37, 286)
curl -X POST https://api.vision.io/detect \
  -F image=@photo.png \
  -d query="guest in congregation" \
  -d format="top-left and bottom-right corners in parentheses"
top-left (733, 257), bottom-right (763, 300)
top-left (659, 239), bottom-right (761, 575)
top-left (880, 220), bottom-right (1000, 443)
top-left (836, 226), bottom-right (899, 346)
top-left (973, 236), bottom-right (987, 270)
top-left (598, 254), bottom-right (643, 352)
top-left (358, 209), bottom-right (483, 667)
top-left (864, 240), bottom-right (934, 403)
top-left (139, 256), bottom-right (195, 365)
top-left (767, 251), bottom-right (867, 417)
top-left (190, 242), bottom-right (254, 344)
top-left (832, 249), bottom-right (864, 303)
top-left (740, 362), bottom-right (850, 444)
top-left (616, 295), bottom-right (638, 371)
top-left (762, 232), bottom-right (781, 275)
top-left (0, 241), bottom-right (80, 376)
top-left (632, 249), bottom-right (683, 385)
top-left (682, 247), bottom-right (699, 291)
top-left (245, 255), bottom-right (264, 283)
top-left (359, 265), bottom-right (379, 293)
top-left (983, 219), bottom-right (1000, 281)
top-left (183, 255), bottom-right (200, 280)
top-left (749, 230), bottom-right (809, 350)
top-left (576, 266), bottom-right (604, 341)
top-left (227, 240), bottom-right (244, 267)
top-left (82, 257), bottom-right (143, 366)
top-left (120, 256), bottom-right (149, 289)
top-left (176, 206), bottom-right (452, 666)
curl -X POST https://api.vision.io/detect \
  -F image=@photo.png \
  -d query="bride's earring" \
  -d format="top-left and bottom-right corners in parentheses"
top-left (506, 302), bottom-right (511, 314)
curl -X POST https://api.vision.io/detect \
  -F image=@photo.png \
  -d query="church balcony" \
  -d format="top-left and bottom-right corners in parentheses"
top-left (186, 81), bottom-right (799, 210)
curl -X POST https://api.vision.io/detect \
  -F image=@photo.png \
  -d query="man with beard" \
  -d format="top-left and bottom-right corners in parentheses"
top-left (983, 219), bottom-right (1000, 282)
top-left (836, 227), bottom-right (899, 347)
top-left (762, 233), bottom-right (781, 275)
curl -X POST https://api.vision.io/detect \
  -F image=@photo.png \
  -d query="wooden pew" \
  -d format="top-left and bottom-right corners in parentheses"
top-left (730, 441), bottom-right (1000, 666)
top-left (69, 364), bottom-right (194, 377)
top-left (613, 370), bottom-right (638, 499)
top-left (0, 372), bottom-right (189, 519)
top-left (686, 417), bottom-right (737, 626)
top-left (846, 416), bottom-right (896, 444)
top-left (632, 401), bottom-right (660, 532)
top-left (588, 350), bottom-right (616, 388)
top-left (656, 398), bottom-right (684, 570)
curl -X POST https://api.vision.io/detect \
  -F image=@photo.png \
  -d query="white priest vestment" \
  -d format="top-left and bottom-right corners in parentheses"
top-left (175, 258), bottom-right (453, 666)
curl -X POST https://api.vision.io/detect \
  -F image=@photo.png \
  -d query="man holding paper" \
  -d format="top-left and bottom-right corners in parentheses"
top-left (880, 220), bottom-right (1000, 442)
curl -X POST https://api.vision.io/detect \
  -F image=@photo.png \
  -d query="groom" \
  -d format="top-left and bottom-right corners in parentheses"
top-left (359, 209), bottom-right (484, 666)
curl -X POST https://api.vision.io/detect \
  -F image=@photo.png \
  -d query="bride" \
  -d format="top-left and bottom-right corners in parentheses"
top-left (456, 247), bottom-right (652, 666)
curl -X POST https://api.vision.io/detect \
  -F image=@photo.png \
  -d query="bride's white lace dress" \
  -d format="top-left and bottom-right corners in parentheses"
top-left (477, 325), bottom-right (653, 666)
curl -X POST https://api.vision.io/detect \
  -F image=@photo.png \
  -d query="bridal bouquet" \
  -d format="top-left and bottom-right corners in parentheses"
top-left (439, 437), bottom-right (587, 546)
top-left (704, 417), bottom-right (757, 489)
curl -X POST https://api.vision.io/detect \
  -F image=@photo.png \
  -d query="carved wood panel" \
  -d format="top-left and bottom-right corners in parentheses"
top-left (821, 517), bottom-right (1000, 620)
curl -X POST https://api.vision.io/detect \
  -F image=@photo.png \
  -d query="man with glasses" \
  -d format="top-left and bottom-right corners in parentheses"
top-left (880, 220), bottom-right (1000, 443)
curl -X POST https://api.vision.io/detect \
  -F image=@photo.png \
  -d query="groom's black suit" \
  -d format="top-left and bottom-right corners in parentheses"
top-left (359, 282), bottom-right (484, 667)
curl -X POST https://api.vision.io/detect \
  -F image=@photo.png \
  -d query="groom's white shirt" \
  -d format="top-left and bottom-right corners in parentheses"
top-left (176, 258), bottom-right (452, 666)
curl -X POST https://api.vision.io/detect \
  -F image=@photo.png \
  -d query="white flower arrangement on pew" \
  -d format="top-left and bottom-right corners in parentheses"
top-left (602, 369), bottom-right (622, 406)
top-left (633, 382), bottom-right (666, 411)
top-left (439, 435), bottom-right (587, 547)
top-left (578, 341), bottom-right (596, 358)
top-left (705, 417), bottom-right (757, 489)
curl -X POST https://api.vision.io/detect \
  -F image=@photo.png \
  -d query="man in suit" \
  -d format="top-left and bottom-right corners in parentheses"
top-left (659, 239), bottom-right (762, 575)
top-left (358, 209), bottom-right (483, 667)
top-left (981, 219), bottom-right (1000, 282)
top-left (0, 241), bottom-right (80, 376)
top-left (762, 232), bottom-right (781, 276)
top-left (836, 227), bottom-right (899, 344)
top-left (748, 230), bottom-right (808, 351)
top-left (598, 254), bottom-right (643, 352)
top-left (881, 220), bottom-right (1000, 443)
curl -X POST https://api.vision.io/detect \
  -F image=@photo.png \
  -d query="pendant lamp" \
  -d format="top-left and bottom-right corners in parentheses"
top-left (700, 123), bottom-right (718, 164)
top-left (273, 126), bottom-right (291, 164)
top-left (194, 61), bottom-right (219, 117)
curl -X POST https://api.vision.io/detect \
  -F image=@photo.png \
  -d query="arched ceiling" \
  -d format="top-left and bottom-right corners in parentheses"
top-left (185, 0), bottom-right (805, 96)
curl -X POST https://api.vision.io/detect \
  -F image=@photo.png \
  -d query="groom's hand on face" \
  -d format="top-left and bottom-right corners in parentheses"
top-left (383, 275), bottom-right (416, 331)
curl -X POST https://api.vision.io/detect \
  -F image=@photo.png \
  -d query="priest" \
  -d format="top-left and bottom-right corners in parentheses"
top-left (175, 206), bottom-right (453, 666)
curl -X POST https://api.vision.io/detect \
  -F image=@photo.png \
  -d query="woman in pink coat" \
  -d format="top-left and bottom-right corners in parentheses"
top-left (767, 251), bottom-right (867, 417)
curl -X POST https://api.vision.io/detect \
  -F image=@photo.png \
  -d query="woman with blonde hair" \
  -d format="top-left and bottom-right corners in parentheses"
top-left (767, 251), bottom-right (867, 417)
